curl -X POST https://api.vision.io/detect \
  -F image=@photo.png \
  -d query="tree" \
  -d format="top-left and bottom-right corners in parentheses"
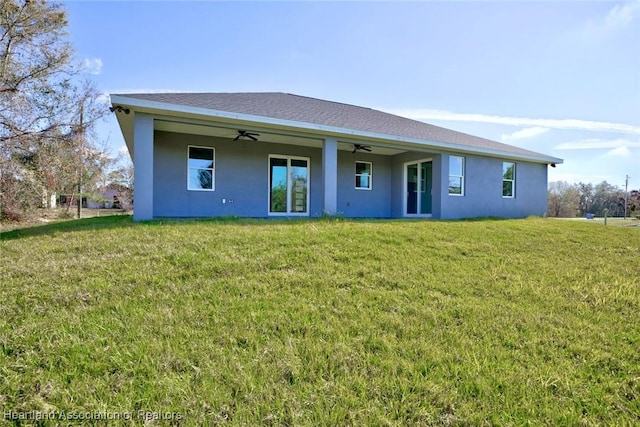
top-left (547, 181), bottom-right (580, 217)
top-left (1, 0), bottom-right (107, 220)
top-left (592, 181), bottom-right (625, 217)
top-left (106, 152), bottom-right (134, 211)
top-left (575, 182), bottom-right (594, 217)
top-left (548, 180), bottom-right (636, 219)
top-left (1, 0), bottom-right (72, 142)
top-left (628, 190), bottom-right (640, 217)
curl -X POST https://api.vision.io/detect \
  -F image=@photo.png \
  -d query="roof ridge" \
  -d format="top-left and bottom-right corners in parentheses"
top-left (282, 92), bottom-right (374, 111)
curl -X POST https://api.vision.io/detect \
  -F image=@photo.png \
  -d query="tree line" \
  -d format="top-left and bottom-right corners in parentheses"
top-left (548, 181), bottom-right (639, 218)
top-left (1, 0), bottom-right (131, 221)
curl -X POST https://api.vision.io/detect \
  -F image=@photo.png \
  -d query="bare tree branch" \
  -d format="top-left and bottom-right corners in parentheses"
top-left (1, 0), bottom-right (110, 220)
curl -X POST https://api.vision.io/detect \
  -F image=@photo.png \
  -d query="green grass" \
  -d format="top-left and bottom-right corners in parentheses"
top-left (1, 217), bottom-right (639, 425)
top-left (569, 217), bottom-right (640, 228)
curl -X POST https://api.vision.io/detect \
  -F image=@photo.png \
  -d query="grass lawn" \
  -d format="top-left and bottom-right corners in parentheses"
top-left (1, 217), bottom-right (639, 425)
top-left (558, 217), bottom-right (640, 228)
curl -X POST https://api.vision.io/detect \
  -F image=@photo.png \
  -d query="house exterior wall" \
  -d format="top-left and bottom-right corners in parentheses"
top-left (153, 131), bottom-right (394, 218)
top-left (134, 114), bottom-right (154, 221)
top-left (322, 138), bottom-right (338, 215)
top-left (337, 151), bottom-right (392, 218)
top-left (150, 130), bottom-right (548, 220)
top-left (87, 188), bottom-right (120, 209)
top-left (154, 131), bottom-right (319, 217)
top-left (439, 153), bottom-right (548, 219)
top-left (390, 152), bottom-right (443, 218)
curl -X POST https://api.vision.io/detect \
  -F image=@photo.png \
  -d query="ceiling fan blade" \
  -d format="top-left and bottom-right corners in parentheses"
top-left (352, 144), bottom-right (372, 153)
top-left (235, 130), bottom-right (260, 141)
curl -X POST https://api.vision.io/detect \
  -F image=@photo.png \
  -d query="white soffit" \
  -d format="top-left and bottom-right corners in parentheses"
top-left (153, 119), bottom-right (407, 155)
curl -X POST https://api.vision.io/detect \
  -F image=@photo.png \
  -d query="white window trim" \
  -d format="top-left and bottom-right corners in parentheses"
top-left (503, 162), bottom-right (516, 199)
top-left (267, 154), bottom-right (310, 217)
top-left (448, 155), bottom-right (465, 197)
top-left (187, 145), bottom-right (215, 192)
top-left (355, 161), bottom-right (372, 190)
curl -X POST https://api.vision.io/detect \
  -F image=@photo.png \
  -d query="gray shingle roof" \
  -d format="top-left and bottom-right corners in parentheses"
top-left (116, 92), bottom-right (557, 161)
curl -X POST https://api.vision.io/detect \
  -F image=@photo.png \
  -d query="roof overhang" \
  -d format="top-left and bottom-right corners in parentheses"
top-left (110, 94), bottom-right (564, 165)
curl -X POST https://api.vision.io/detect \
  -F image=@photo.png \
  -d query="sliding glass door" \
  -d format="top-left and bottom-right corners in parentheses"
top-left (405, 159), bottom-right (432, 216)
top-left (269, 155), bottom-right (309, 215)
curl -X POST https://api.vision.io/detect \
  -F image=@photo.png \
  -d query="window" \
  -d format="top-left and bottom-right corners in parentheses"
top-left (503, 162), bottom-right (515, 198)
top-left (448, 156), bottom-right (464, 196)
top-left (355, 161), bottom-right (372, 190)
top-left (188, 146), bottom-right (214, 191)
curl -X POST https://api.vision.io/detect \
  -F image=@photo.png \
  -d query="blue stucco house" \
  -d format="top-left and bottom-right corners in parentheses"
top-left (110, 92), bottom-right (562, 221)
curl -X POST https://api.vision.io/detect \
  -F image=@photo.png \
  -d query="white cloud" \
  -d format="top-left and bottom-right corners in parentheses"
top-left (82, 57), bottom-right (103, 75)
top-left (576, 1), bottom-right (640, 40)
top-left (383, 108), bottom-right (640, 135)
top-left (607, 146), bottom-right (632, 157)
top-left (605, 1), bottom-right (640, 30)
top-left (118, 145), bottom-right (129, 155)
top-left (555, 138), bottom-right (640, 150)
top-left (501, 127), bottom-right (549, 142)
top-left (96, 91), bottom-right (110, 105)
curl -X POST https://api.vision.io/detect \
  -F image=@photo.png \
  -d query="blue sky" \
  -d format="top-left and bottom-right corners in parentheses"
top-left (65, 0), bottom-right (640, 190)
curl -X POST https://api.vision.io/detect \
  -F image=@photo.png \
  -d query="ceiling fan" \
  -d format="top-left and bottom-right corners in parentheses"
top-left (352, 144), bottom-right (372, 154)
top-left (234, 130), bottom-right (260, 141)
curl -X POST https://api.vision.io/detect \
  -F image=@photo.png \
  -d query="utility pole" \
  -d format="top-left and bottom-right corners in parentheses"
top-left (624, 174), bottom-right (629, 220)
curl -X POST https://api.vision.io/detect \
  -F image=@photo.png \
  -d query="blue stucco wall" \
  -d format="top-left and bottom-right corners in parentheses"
top-left (439, 153), bottom-right (548, 219)
top-left (133, 114), bottom-right (154, 221)
top-left (337, 152), bottom-right (392, 217)
top-left (153, 131), bottom-right (394, 218)
top-left (390, 152), bottom-right (443, 218)
top-left (154, 131), bottom-right (316, 217)
top-left (151, 131), bottom-right (548, 219)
